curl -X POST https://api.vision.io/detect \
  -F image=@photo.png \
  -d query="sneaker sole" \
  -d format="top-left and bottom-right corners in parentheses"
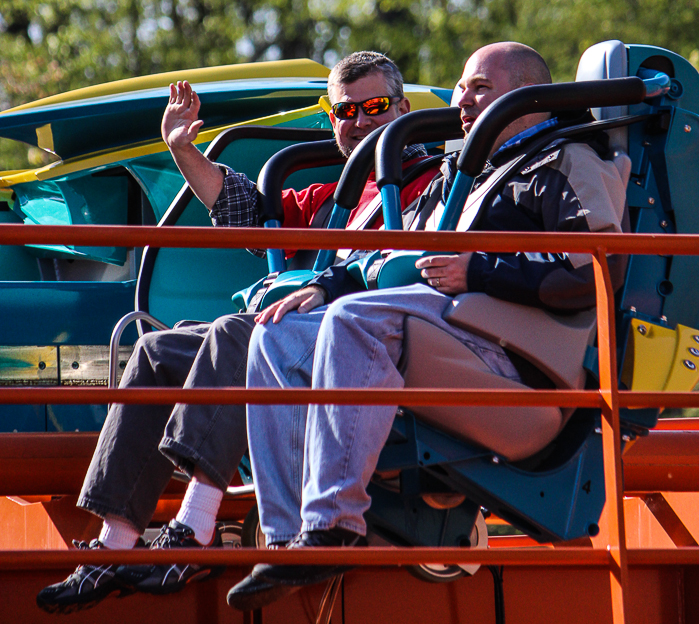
top-left (132, 565), bottom-right (226, 595)
top-left (36, 585), bottom-right (134, 614)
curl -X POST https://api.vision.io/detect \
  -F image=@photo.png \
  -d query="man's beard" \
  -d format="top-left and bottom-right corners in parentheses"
top-left (337, 140), bottom-right (352, 158)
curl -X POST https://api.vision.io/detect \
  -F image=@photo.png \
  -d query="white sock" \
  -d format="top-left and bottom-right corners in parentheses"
top-left (99, 515), bottom-right (140, 549)
top-left (175, 477), bottom-right (223, 545)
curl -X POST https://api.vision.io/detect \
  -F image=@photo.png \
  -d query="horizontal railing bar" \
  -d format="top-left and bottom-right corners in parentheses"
top-left (0, 547), bottom-right (615, 570)
top-left (2, 224), bottom-right (699, 255)
top-left (654, 418), bottom-right (699, 431)
top-left (619, 392), bottom-right (699, 408)
top-left (0, 387), bottom-right (603, 407)
top-left (1, 547), bottom-right (697, 570)
top-left (626, 548), bottom-right (699, 566)
top-left (1, 387), bottom-right (699, 409)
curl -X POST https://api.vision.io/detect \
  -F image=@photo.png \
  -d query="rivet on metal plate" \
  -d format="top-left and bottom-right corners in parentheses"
top-left (689, 347), bottom-right (699, 357)
top-left (683, 359), bottom-right (696, 370)
top-left (637, 324), bottom-right (647, 335)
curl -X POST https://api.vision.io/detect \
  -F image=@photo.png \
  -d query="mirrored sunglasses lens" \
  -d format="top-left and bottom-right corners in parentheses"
top-left (362, 98), bottom-right (390, 115)
top-left (334, 103), bottom-right (357, 119)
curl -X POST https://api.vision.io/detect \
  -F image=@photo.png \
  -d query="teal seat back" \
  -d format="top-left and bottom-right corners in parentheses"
top-left (578, 41), bottom-right (699, 331)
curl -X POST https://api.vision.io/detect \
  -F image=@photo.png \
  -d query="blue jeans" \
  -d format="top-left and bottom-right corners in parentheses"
top-left (246, 284), bottom-right (520, 545)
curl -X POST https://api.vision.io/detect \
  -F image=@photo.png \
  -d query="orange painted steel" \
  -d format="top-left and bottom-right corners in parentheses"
top-left (593, 249), bottom-right (628, 623)
top-left (0, 546), bottom-right (614, 570)
top-left (0, 386), bottom-right (602, 406)
top-left (1, 224), bottom-right (699, 256)
top-left (4, 428), bottom-right (695, 497)
top-left (2, 224), bottom-right (699, 622)
top-left (654, 417), bottom-right (699, 430)
top-left (624, 430), bottom-right (699, 492)
top-left (6, 387), bottom-right (699, 409)
top-left (0, 544), bottom-right (696, 570)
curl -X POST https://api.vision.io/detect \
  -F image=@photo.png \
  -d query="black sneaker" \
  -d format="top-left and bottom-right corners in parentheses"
top-left (114, 520), bottom-right (225, 595)
top-left (36, 539), bottom-right (133, 614)
top-left (227, 528), bottom-right (362, 612)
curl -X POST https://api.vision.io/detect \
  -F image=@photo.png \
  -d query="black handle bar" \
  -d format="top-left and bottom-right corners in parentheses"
top-left (457, 77), bottom-right (647, 176)
top-left (333, 125), bottom-right (388, 210)
top-left (257, 139), bottom-right (345, 224)
top-left (375, 107), bottom-right (463, 189)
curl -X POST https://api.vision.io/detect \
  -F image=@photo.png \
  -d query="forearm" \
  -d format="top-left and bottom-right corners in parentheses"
top-left (169, 142), bottom-right (224, 210)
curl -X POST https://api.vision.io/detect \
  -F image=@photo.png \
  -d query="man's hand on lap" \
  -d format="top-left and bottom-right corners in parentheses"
top-left (255, 286), bottom-right (327, 325)
top-left (415, 253), bottom-right (472, 295)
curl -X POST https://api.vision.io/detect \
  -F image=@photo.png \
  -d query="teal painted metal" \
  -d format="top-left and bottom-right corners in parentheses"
top-left (0, 281), bottom-right (137, 345)
top-left (0, 211), bottom-right (41, 280)
top-left (622, 44), bottom-right (699, 329)
top-left (46, 403), bottom-right (109, 433)
top-left (0, 78), bottom-right (329, 160)
top-left (12, 170), bottom-right (131, 265)
top-left (0, 404), bottom-right (45, 433)
top-left (128, 150), bottom-right (199, 223)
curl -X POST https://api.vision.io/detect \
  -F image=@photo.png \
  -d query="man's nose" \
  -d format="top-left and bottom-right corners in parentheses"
top-left (354, 109), bottom-right (373, 127)
top-left (457, 87), bottom-right (473, 109)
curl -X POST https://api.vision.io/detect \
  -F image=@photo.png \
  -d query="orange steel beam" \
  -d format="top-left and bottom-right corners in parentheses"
top-left (624, 430), bottom-right (699, 492)
top-left (655, 418), bottom-right (699, 430)
top-left (593, 248), bottom-right (628, 624)
top-left (0, 545), bottom-right (697, 570)
top-left (5, 387), bottom-right (699, 408)
top-left (0, 546), bottom-right (615, 570)
top-left (3, 427), bottom-right (697, 497)
top-left (3, 223), bottom-right (699, 619)
top-left (1, 224), bottom-right (699, 255)
top-left (0, 387), bottom-right (602, 406)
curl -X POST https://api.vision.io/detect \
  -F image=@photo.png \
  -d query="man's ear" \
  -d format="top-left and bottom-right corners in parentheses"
top-left (328, 110), bottom-right (339, 134)
top-left (398, 97), bottom-right (411, 115)
top-left (319, 94), bottom-right (337, 128)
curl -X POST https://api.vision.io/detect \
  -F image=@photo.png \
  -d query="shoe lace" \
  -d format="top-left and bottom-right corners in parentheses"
top-left (151, 523), bottom-right (192, 549)
top-left (69, 539), bottom-right (107, 578)
top-left (71, 539), bottom-right (103, 551)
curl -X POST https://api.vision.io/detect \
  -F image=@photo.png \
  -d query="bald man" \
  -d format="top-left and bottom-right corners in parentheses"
top-left (229, 42), bottom-right (630, 610)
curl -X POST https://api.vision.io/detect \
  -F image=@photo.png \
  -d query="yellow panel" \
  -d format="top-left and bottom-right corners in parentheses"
top-left (1, 85), bottom-right (450, 187)
top-left (2, 59), bottom-right (330, 114)
top-left (35, 123), bottom-right (55, 154)
top-left (623, 319), bottom-right (676, 391)
top-left (622, 319), bottom-right (699, 392)
top-left (406, 91), bottom-right (450, 110)
top-left (0, 104), bottom-right (327, 185)
top-left (662, 323), bottom-right (699, 391)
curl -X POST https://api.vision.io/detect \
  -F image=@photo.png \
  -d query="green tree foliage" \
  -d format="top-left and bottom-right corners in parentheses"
top-left (2, 0), bottom-right (699, 169)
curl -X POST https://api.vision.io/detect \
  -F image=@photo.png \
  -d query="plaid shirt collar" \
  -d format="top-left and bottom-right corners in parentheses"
top-left (401, 143), bottom-right (428, 161)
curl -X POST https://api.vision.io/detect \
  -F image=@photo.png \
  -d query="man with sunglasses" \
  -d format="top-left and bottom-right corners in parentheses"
top-left (37, 51), bottom-right (438, 615)
top-left (229, 41), bottom-right (630, 610)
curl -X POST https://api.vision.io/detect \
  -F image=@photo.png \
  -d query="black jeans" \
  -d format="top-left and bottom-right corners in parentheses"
top-left (77, 314), bottom-right (256, 532)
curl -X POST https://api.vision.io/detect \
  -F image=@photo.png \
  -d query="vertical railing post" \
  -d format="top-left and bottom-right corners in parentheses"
top-left (592, 248), bottom-right (628, 624)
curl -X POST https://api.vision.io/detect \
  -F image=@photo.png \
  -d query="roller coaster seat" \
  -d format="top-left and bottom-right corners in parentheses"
top-left (369, 40), bottom-right (699, 546)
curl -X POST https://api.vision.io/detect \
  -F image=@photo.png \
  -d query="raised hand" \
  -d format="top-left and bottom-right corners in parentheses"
top-left (161, 80), bottom-right (205, 149)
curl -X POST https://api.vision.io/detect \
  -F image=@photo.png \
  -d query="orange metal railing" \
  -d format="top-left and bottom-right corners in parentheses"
top-left (2, 224), bottom-right (699, 624)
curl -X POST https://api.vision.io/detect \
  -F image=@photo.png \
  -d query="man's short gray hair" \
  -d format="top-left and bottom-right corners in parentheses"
top-left (327, 51), bottom-right (404, 100)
